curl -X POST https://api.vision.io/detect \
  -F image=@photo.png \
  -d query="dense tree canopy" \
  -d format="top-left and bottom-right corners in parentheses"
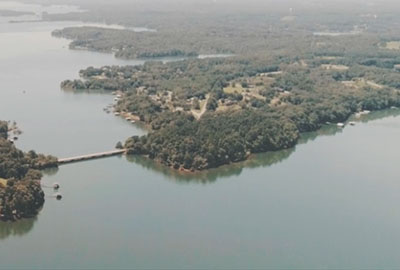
top-left (0, 123), bottom-right (58, 221)
top-left (62, 50), bottom-right (400, 171)
top-left (126, 110), bottom-right (299, 170)
top-left (0, 121), bottom-right (7, 140)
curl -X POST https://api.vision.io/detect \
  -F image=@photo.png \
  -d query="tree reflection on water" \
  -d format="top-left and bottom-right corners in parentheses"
top-left (0, 217), bottom-right (37, 240)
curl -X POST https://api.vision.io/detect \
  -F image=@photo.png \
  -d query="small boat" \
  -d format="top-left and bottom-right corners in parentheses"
top-left (349, 121), bottom-right (356, 126)
top-left (337, 123), bottom-right (345, 128)
top-left (131, 120), bottom-right (136, 124)
top-left (114, 112), bottom-right (120, 116)
top-left (54, 193), bottom-right (62, 200)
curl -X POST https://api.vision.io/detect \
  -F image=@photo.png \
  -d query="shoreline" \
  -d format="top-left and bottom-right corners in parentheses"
top-left (125, 106), bottom-right (400, 174)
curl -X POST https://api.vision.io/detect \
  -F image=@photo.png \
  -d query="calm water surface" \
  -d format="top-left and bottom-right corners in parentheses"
top-left (1, 4), bottom-right (400, 269)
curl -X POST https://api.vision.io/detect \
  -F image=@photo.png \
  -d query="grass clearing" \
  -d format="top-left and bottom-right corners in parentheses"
top-left (319, 56), bottom-right (342, 60)
top-left (216, 104), bottom-right (242, 112)
top-left (385, 41), bottom-right (400, 50)
top-left (321, 64), bottom-right (349, 71)
top-left (0, 178), bottom-right (7, 188)
top-left (247, 92), bottom-right (266, 101)
top-left (223, 84), bottom-right (245, 94)
top-left (342, 78), bottom-right (384, 89)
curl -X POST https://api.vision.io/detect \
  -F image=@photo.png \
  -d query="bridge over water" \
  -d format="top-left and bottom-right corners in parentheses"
top-left (58, 149), bottom-right (127, 165)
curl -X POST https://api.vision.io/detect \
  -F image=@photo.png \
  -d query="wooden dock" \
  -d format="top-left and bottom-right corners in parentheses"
top-left (58, 149), bottom-right (126, 165)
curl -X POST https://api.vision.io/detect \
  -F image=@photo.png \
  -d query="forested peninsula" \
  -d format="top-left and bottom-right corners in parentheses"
top-left (52, 27), bottom-right (203, 59)
top-left (0, 121), bottom-right (58, 221)
top-left (62, 51), bottom-right (400, 171)
top-left (55, 0), bottom-right (400, 172)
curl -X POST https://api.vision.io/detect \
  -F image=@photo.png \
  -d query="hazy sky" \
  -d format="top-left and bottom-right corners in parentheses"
top-left (8, 0), bottom-right (400, 16)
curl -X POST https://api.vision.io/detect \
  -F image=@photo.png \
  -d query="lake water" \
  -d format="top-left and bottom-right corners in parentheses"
top-left (2, 4), bottom-right (400, 270)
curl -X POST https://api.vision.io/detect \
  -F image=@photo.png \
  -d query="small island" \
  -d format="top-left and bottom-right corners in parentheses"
top-left (0, 121), bottom-right (58, 221)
